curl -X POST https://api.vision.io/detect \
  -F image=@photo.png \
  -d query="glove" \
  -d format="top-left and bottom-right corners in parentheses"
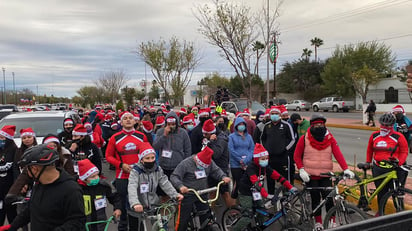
top-left (299, 168), bottom-right (310, 182)
top-left (270, 194), bottom-right (279, 205)
top-left (365, 162), bottom-right (372, 169)
top-left (289, 187), bottom-right (298, 195)
top-left (344, 169), bottom-right (355, 179)
top-left (0, 224), bottom-right (11, 231)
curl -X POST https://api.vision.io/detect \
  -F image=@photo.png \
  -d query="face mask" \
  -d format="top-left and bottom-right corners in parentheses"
top-left (211, 109), bottom-right (216, 114)
top-left (380, 126), bottom-right (392, 137)
top-left (0, 139), bottom-right (5, 149)
top-left (143, 161), bottom-right (155, 169)
top-left (237, 125), bottom-right (246, 132)
top-left (217, 123), bottom-right (225, 131)
top-left (270, 114), bottom-right (280, 122)
top-left (310, 126), bottom-right (327, 142)
top-left (187, 124), bottom-right (194, 131)
top-left (199, 117), bottom-right (209, 124)
top-left (65, 127), bottom-right (74, 133)
top-left (193, 111), bottom-right (198, 116)
top-left (258, 117), bottom-right (264, 122)
top-left (395, 113), bottom-right (403, 121)
top-left (282, 118), bottom-right (289, 121)
top-left (87, 177), bottom-right (100, 186)
top-left (259, 159), bottom-right (269, 167)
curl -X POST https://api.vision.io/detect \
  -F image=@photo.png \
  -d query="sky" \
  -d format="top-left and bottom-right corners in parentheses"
top-left (0, 0), bottom-right (411, 98)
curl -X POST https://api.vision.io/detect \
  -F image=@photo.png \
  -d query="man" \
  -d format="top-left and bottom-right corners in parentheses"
top-left (253, 108), bottom-right (270, 144)
top-left (190, 108), bottom-right (211, 154)
top-left (153, 111), bottom-right (192, 179)
top-left (5, 144), bottom-right (85, 231)
top-left (365, 100), bottom-right (376, 127)
top-left (392, 105), bottom-right (412, 146)
top-left (406, 64), bottom-right (412, 91)
top-left (290, 113), bottom-right (310, 138)
top-left (106, 111), bottom-right (148, 231)
top-left (260, 106), bottom-right (295, 193)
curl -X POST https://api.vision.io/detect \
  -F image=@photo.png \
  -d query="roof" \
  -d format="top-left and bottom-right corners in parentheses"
top-left (3, 111), bottom-right (66, 119)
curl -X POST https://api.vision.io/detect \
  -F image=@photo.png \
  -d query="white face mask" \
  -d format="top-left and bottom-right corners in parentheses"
top-left (380, 128), bottom-right (391, 137)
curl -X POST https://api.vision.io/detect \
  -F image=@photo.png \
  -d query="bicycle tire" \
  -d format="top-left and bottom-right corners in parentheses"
top-left (222, 207), bottom-right (243, 231)
top-left (280, 192), bottom-right (313, 231)
top-left (323, 202), bottom-right (368, 229)
top-left (379, 187), bottom-right (412, 215)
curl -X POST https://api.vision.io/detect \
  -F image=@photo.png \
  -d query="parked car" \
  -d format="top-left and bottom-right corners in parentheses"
top-left (271, 98), bottom-right (287, 106)
top-left (312, 96), bottom-right (355, 112)
top-left (0, 104), bottom-right (18, 112)
top-left (56, 103), bottom-right (67, 110)
top-left (0, 111), bottom-right (66, 146)
top-left (220, 99), bottom-right (265, 118)
top-left (286, 100), bottom-right (311, 111)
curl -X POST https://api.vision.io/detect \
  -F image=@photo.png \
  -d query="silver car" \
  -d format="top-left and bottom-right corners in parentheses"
top-left (286, 100), bottom-right (311, 111)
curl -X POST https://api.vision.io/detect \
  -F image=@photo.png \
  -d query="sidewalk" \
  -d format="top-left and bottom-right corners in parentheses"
top-left (326, 117), bottom-right (379, 131)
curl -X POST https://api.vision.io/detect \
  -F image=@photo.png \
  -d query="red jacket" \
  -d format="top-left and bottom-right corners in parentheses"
top-left (91, 123), bottom-right (104, 148)
top-left (366, 130), bottom-right (408, 165)
top-left (106, 129), bottom-right (148, 179)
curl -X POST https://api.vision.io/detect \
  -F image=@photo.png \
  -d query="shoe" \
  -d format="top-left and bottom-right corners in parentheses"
top-left (314, 222), bottom-right (323, 231)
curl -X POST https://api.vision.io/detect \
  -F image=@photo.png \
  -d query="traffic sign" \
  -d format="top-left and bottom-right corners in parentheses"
top-left (269, 42), bottom-right (278, 63)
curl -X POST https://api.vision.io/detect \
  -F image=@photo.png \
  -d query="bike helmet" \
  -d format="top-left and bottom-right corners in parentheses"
top-left (19, 144), bottom-right (59, 167)
top-left (310, 113), bottom-right (327, 124)
top-left (379, 113), bottom-right (396, 126)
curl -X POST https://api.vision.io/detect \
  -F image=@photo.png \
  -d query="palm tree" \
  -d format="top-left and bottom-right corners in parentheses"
top-left (301, 48), bottom-right (312, 61)
top-left (252, 41), bottom-right (265, 77)
top-left (310, 37), bottom-right (324, 62)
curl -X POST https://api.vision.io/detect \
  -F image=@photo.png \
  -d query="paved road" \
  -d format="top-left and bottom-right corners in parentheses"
top-left (295, 110), bottom-right (383, 120)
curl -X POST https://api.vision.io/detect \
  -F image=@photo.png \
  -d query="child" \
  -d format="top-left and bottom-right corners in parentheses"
top-left (127, 142), bottom-right (183, 230)
top-left (233, 143), bottom-right (297, 231)
top-left (170, 146), bottom-right (231, 231)
top-left (77, 159), bottom-right (122, 231)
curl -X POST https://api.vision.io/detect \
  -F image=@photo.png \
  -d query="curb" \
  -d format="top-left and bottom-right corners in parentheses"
top-left (327, 123), bottom-right (379, 131)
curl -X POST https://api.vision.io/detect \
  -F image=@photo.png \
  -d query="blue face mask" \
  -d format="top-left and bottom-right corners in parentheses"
top-left (87, 177), bottom-right (100, 186)
top-left (259, 159), bottom-right (269, 167)
top-left (187, 124), bottom-right (194, 131)
top-left (0, 139), bottom-right (5, 149)
top-left (270, 114), bottom-right (280, 122)
top-left (237, 125), bottom-right (246, 132)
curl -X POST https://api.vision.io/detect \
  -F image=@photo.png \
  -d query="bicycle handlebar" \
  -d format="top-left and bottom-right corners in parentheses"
top-left (187, 181), bottom-right (225, 204)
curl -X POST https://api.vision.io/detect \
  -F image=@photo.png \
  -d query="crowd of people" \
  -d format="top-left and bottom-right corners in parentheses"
top-left (0, 101), bottom-right (410, 231)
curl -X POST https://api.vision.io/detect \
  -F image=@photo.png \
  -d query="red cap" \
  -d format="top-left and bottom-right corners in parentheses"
top-left (270, 106), bottom-right (281, 113)
top-left (279, 105), bottom-right (288, 115)
top-left (221, 109), bottom-right (228, 118)
top-left (20, 127), bottom-right (36, 138)
top-left (78, 159), bottom-right (99, 181)
top-left (0, 125), bottom-right (16, 140)
top-left (392, 105), bottom-right (405, 115)
top-left (199, 108), bottom-right (210, 117)
top-left (210, 101), bottom-right (216, 108)
top-left (138, 142), bottom-right (156, 160)
top-left (142, 120), bottom-right (153, 133)
top-left (182, 115), bottom-right (194, 124)
top-left (195, 146), bottom-right (214, 168)
top-left (72, 124), bottom-right (88, 136)
top-left (202, 119), bottom-right (216, 134)
top-left (155, 116), bottom-right (165, 126)
top-left (253, 143), bottom-right (269, 165)
top-left (180, 107), bottom-right (187, 114)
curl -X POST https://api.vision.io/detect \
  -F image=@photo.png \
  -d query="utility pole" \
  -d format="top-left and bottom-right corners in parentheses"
top-left (2, 67), bottom-right (5, 104)
top-left (12, 72), bottom-right (16, 105)
top-left (273, 33), bottom-right (277, 98)
top-left (266, 0), bottom-right (270, 106)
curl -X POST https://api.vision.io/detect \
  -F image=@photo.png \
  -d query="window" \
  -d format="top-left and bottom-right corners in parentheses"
top-left (385, 87), bottom-right (398, 103)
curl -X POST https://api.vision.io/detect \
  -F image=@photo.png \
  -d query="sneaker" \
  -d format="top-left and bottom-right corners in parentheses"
top-left (314, 222), bottom-right (323, 231)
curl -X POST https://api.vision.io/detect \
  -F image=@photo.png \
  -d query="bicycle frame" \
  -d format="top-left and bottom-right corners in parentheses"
top-left (342, 169), bottom-right (398, 205)
top-left (85, 216), bottom-right (114, 231)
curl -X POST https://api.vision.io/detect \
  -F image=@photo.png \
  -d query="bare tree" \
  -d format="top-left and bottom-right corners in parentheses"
top-left (95, 70), bottom-right (128, 104)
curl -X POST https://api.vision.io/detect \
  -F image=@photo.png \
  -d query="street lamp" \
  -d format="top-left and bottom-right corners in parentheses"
top-left (2, 67), bottom-right (5, 104)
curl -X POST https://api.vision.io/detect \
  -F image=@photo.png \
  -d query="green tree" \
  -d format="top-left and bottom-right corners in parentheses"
top-left (95, 70), bottom-right (128, 104)
top-left (301, 48), bottom-right (312, 61)
top-left (138, 37), bottom-right (200, 105)
top-left (321, 41), bottom-right (396, 103)
top-left (76, 86), bottom-right (101, 108)
top-left (198, 72), bottom-right (231, 98)
top-left (121, 86), bottom-right (137, 108)
top-left (310, 37), bottom-right (324, 62)
top-left (116, 100), bottom-right (124, 111)
top-left (252, 41), bottom-right (265, 76)
top-left (148, 80), bottom-right (160, 103)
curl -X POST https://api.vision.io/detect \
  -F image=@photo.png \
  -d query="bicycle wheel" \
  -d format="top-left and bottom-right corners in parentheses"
top-left (323, 202), bottom-right (368, 229)
top-left (281, 192), bottom-right (313, 231)
top-left (379, 187), bottom-right (412, 215)
top-left (222, 207), bottom-right (242, 231)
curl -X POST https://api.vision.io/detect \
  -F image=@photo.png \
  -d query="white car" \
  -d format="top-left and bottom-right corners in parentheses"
top-left (286, 100), bottom-right (311, 111)
top-left (0, 111), bottom-right (66, 146)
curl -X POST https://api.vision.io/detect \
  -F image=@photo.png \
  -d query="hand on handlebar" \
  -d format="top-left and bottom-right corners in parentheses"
top-left (180, 186), bottom-right (189, 194)
top-left (343, 169), bottom-right (355, 179)
top-left (176, 193), bottom-right (184, 201)
top-left (133, 204), bottom-right (144, 213)
top-left (222, 177), bottom-right (231, 184)
top-left (289, 187), bottom-right (298, 195)
top-left (113, 209), bottom-right (121, 219)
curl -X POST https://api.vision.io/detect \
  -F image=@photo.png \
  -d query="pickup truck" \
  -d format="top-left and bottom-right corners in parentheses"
top-left (312, 97), bottom-right (354, 112)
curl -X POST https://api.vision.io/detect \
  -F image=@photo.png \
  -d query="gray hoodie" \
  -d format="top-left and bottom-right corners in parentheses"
top-left (153, 111), bottom-right (192, 171)
top-left (128, 162), bottom-right (179, 209)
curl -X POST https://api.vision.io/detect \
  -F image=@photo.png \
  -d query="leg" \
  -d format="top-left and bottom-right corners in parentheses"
top-left (319, 178), bottom-right (333, 212)
top-left (175, 194), bottom-right (195, 231)
top-left (231, 194), bottom-right (253, 231)
top-left (114, 179), bottom-right (129, 231)
top-left (307, 179), bottom-right (323, 223)
top-left (372, 164), bottom-right (391, 212)
top-left (230, 168), bottom-right (243, 198)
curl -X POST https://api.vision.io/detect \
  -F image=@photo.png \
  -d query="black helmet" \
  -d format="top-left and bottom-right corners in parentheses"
top-left (379, 113), bottom-right (396, 126)
top-left (19, 144), bottom-right (59, 167)
top-left (310, 113), bottom-right (327, 124)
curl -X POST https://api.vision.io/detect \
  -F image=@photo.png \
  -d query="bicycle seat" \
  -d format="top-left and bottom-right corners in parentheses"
top-left (357, 163), bottom-right (371, 170)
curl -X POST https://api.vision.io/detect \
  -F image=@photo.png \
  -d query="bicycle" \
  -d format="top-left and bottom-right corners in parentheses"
top-left (182, 181), bottom-right (225, 231)
top-left (85, 215), bottom-right (117, 231)
top-left (136, 199), bottom-right (178, 231)
top-left (221, 188), bottom-right (301, 231)
top-left (281, 172), bottom-right (367, 230)
top-left (340, 159), bottom-right (412, 215)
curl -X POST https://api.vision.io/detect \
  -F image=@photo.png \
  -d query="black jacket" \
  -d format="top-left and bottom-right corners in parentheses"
top-left (80, 180), bottom-right (121, 231)
top-left (208, 131), bottom-right (229, 173)
top-left (10, 169), bottom-right (86, 231)
top-left (58, 130), bottom-right (73, 150)
top-left (71, 136), bottom-right (102, 173)
top-left (190, 123), bottom-right (204, 155)
top-left (0, 140), bottom-right (18, 195)
top-left (261, 120), bottom-right (295, 159)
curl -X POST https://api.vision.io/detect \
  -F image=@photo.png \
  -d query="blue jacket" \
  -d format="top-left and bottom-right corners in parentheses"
top-left (228, 117), bottom-right (254, 168)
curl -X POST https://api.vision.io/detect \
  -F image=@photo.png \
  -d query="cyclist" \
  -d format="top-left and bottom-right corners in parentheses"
top-left (294, 114), bottom-right (354, 230)
top-left (3, 144), bottom-right (85, 231)
top-left (366, 113), bottom-right (408, 213)
top-left (171, 146), bottom-right (231, 231)
top-left (392, 105), bottom-right (412, 146)
top-left (233, 143), bottom-right (297, 231)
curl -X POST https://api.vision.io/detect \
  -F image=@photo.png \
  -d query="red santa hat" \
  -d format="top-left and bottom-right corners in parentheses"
top-left (120, 111), bottom-right (134, 120)
top-left (63, 118), bottom-right (74, 126)
top-left (199, 108), bottom-right (210, 117)
top-left (78, 159), bottom-right (99, 181)
top-left (149, 105), bottom-right (156, 112)
top-left (264, 108), bottom-right (271, 117)
top-left (180, 107), bottom-right (187, 114)
top-left (202, 119), bottom-right (216, 134)
top-left (270, 106), bottom-right (281, 114)
top-left (182, 115), bottom-right (194, 124)
top-left (72, 124), bottom-right (88, 136)
top-left (279, 105), bottom-right (288, 115)
top-left (20, 127), bottom-right (36, 138)
top-left (138, 142), bottom-right (156, 160)
top-left (392, 105), bottom-right (405, 115)
top-left (0, 125), bottom-right (16, 140)
top-left (235, 112), bottom-right (241, 117)
top-left (142, 120), bottom-right (153, 133)
top-left (84, 122), bottom-right (92, 129)
top-left (241, 108), bottom-right (251, 117)
top-left (210, 101), bottom-right (216, 108)
top-left (191, 106), bottom-right (198, 111)
top-left (111, 122), bottom-right (119, 129)
top-left (161, 104), bottom-right (166, 110)
top-left (43, 136), bottom-right (60, 144)
top-left (104, 114), bottom-right (113, 121)
top-left (155, 116), bottom-right (165, 127)
top-left (134, 113), bottom-right (140, 121)
top-left (195, 146), bottom-right (214, 168)
top-left (253, 143), bottom-right (269, 165)
top-left (221, 109), bottom-right (228, 118)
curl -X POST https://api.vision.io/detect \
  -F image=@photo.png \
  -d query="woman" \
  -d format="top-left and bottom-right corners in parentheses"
top-left (294, 114), bottom-right (354, 230)
top-left (0, 125), bottom-right (17, 226)
top-left (366, 113), bottom-right (408, 214)
top-left (13, 128), bottom-right (37, 178)
top-left (228, 117), bottom-right (254, 198)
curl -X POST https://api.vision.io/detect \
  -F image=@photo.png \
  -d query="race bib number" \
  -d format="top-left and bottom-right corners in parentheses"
top-left (252, 191), bottom-right (262, 201)
top-left (162, 150), bottom-right (172, 158)
top-left (140, 183), bottom-right (149, 193)
top-left (94, 197), bottom-right (107, 210)
top-left (194, 170), bottom-right (206, 179)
